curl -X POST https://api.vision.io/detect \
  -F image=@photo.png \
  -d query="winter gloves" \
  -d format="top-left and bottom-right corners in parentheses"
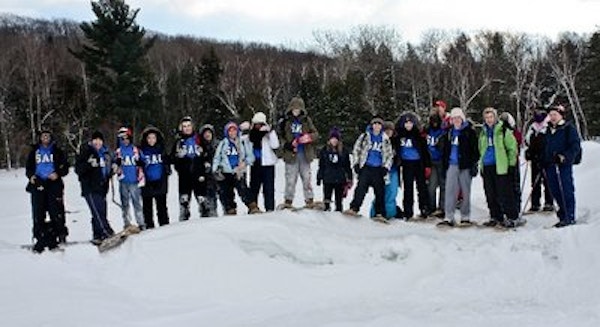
top-left (554, 154), bottom-right (566, 165)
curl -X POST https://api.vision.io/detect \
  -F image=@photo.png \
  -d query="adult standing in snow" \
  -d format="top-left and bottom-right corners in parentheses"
top-left (25, 129), bottom-right (70, 252)
top-left (344, 116), bottom-right (394, 219)
top-left (499, 111), bottom-right (524, 215)
top-left (317, 127), bottom-right (352, 212)
top-left (171, 116), bottom-right (206, 221)
top-left (248, 112), bottom-right (280, 212)
top-left (113, 126), bottom-right (145, 232)
top-left (524, 109), bottom-right (554, 212)
top-left (438, 108), bottom-right (479, 227)
top-left (139, 125), bottom-right (170, 228)
top-left (426, 113), bottom-right (446, 218)
top-left (396, 111), bottom-right (431, 219)
top-left (279, 96), bottom-right (319, 210)
top-left (433, 100), bottom-right (451, 130)
top-left (213, 121), bottom-right (259, 215)
top-left (541, 105), bottom-right (581, 228)
top-left (479, 108), bottom-right (520, 228)
top-left (76, 131), bottom-right (115, 244)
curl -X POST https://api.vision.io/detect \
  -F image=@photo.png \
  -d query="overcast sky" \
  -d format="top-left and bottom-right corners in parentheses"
top-left (1, 0), bottom-right (599, 48)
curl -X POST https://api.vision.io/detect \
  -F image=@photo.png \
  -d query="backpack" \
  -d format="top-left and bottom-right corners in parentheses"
top-left (567, 124), bottom-right (582, 165)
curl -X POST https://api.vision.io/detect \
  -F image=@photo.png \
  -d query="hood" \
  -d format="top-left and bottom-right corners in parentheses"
top-left (140, 125), bottom-right (165, 148)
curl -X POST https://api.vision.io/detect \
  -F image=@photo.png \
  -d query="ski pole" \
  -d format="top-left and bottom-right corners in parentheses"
top-left (555, 164), bottom-right (568, 221)
top-left (518, 171), bottom-right (542, 219)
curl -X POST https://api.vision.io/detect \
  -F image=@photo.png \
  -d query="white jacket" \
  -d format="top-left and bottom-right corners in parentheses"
top-left (257, 130), bottom-right (280, 166)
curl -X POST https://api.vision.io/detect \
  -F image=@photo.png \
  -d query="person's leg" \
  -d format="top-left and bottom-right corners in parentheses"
top-left (457, 168), bottom-right (473, 221)
top-left (530, 162), bottom-right (542, 210)
top-left (263, 166), bottom-right (276, 211)
top-left (482, 165), bottom-right (502, 222)
top-left (402, 162), bottom-right (416, 218)
top-left (427, 162), bottom-right (440, 212)
top-left (130, 185), bottom-right (145, 228)
top-left (284, 161), bottom-right (300, 203)
top-left (323, 183), bottom-right (334, 211)
top-left (178, 176), bottom-right (192, 221)
top-left (545, 166), bottom-right (565, 221)
top-left (349, 167), bottom-right (373, 212)
top-left (334, 183), bottom-right (344, 212)
top-left (249, 164), bottom-right (261, 205)
top-left (119, 182), bottom-right (132, 227)
top-left (415, 163), bottom-right (430, 215)
top-left (156, 194), bottom-right (170, 226)
top-left (372, 168), bottom-right (386, 216)
top-left (558, 165), bottom-right (576, 223)
top-left (142, 196), bottom-right (155, 228)
top-left (298, 155), bottom-right (314, 204)
top-left (443, 165), bottom-right (460, 223)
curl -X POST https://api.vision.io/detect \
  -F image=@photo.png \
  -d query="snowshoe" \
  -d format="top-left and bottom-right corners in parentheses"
top-left (372, 215), bottom-right (390, 225)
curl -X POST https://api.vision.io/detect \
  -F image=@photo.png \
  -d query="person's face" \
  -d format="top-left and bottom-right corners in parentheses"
top-left (404, 120), bottom-right (414, 131)
top-left (329, 137), bottom-right (339, 146)
top-left (121, 136), bottom-right (131, 145)
top-left (292, 108), bottom-right (301, 117)
top-left (203, 129), bottom-right (213, 141)
top-left (146, 133), bottom-right (157, 146)
top-left (452, 116), bottom-right (463, 129)
top-left (228, 127), bottom-right (238, 139)
top-left (372, 122), bottom-right (382, 134)
top-left (92, 138), bottom-right (103, 150)
top-left (484, 113), bottom-right (496, 126)
top-left (437, 106), bottom-right (446, 116)
top-left (548, 111), bottom-right (562, 124)
top-left (40, 133), bottom-right (51, 146)
top-left (181, 121), bottom-right (193, 135)
top-left (384, 128), bottom-right (394, 138)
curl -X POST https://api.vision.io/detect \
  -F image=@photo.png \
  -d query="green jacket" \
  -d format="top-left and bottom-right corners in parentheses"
top-left (478, 122), bottom-right (517, 175)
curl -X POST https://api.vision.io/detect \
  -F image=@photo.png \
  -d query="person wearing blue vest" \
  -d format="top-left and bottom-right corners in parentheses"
top-left (113, 126), bottom-right (145, 232)
top-left (76, 131), bottom-right (115, 243)
top-left (541, 105), bottom-right (581, 228)
top-left (396, 112), bottom-right (432, 219)
top-left (344, 116), bottom-right (394, 219)
top-left (25, 129), bottom-right (70, 252)
top-left (479, 107), bottom-right (520, 228)
top-left (213, 121), bottom-right (259, 215)
top-left (139, 125), bottom-right (170, 228)
top-left (438, 108), bottom-right (479, 227)
top-left (426, 113), bottom-right (446, 218)
top-left (369, 121), bottom-right (402, 218)
top-left (172, 116), bottom-right (207, 221)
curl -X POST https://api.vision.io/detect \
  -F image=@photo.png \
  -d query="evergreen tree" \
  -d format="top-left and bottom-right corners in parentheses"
top-left (580, 30), bottom-right (600, 136)
top-left (70, 0), bottom-right (157, 131)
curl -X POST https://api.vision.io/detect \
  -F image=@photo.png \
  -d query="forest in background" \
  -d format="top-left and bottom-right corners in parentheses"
top-left (1, 0), bottom-right (599, 169)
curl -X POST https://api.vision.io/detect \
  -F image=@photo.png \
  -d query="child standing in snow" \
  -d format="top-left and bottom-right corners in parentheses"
top-left (396, 112), bottom-right (431, 219)
top-left (139, 126), bottom-right (170, 228)
top-left (199, 124), bottom-right (220, 217)
top-left (248, 112), bottom-right (280, 212)
top-left (213, 121), bottom-right (260, 215)
top-left (279, 97), bottom-right (320, 209)
top-left (524, 109), bottom-right (554, 212)
top-left (369, 121), bottom-right (402, 218)
top-left (113, 126), bottom-right (145, 232)
top-left (344, 116), bottom-right (394, 219)
top-left (316, 128), bottom-right (352, 212)
top-left (76, 131), bottom-right (115, 243)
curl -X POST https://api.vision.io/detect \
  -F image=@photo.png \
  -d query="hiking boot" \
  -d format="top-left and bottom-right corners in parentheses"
top-left (431, 209), bottom-right (444, 218)
top-left (277, 199), bottom-right (294, 210)
top-left (32, 241), bottom-right (45, 253)
top-left (248, 202), bottom-right (263, 214)
top-left (323, 201), bottom-right (331, 212)
top-left (225, 208), bottom-right (237, 216)
top-left (125, 225), bottom-right (141, 235)
top-left (542, 204), bottom-right (555, 212)
top-left (343, 208), bottom-right (360, 217)
top-left (436, 220), bottom-right (455, 227)
top-left (528, 206), bottom-right (540, 212)
top-left (553, 220), bottom-right (575, 228)
top-left (304, 198), bottom-right (315, 209)
top-left (459, 220), bottom-right (474, 226)
top-left (482, 220), bottom-right (500, 227)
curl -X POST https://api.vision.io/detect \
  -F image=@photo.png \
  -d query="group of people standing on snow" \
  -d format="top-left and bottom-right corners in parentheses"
top-left (25, 96), bottom-right (581, 252)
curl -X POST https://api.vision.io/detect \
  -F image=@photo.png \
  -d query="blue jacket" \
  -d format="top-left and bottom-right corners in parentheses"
top-left (541, 120), bottom-right (581, 167)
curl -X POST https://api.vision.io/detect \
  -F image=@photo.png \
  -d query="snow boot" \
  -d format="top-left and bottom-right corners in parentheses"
top-left (179, 195), bottom-right (191, 221)
top-left (248, 202), bottom-right (263, 214)
top-left (342, 208), bottom-right (360, 217)
top-left (277, 199), bottom-right (294, 210)
top-left (542, 204), bottom-right (555, 212)
top-left (225, 208), bottom-right (237, 216)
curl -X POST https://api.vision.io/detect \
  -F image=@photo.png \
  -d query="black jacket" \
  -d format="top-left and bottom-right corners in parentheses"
top-left (140, 126), bottom-right (170, 197)
top-left (316, 143), bottom-right (352, 184)
top-left (441, 122), bottom-right (479, 170)
top-left (171, 132), bottom-right (208, 181)
top-left (75, 143), bottom-right (112, 196)
top-left (25, 143), bottom-right (69, 193)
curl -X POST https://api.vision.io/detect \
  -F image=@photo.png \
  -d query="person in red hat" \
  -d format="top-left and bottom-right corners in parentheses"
top-left (433, 100), bottom-right (451, 130)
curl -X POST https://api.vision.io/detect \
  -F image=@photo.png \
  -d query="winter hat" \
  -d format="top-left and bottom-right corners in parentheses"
top-left (287, 97), bottom-right (305, 112)
top-left (482, 107), bottom-right (498, 120)
top-left (450, 107), bottom-right (466, 121)
top-left (370, 115), bottom-right (384, 125)
top-left (239, 121), bottom-right (251, 132)
top-left (533, 109), bottom-right (547, 123)
top-left (499, 112), bottom-right (516, 129)
top-left (548, 104), bottom-right (566, 116)
top-left (434, 100), bottom-right (447, 110)
top-left (91, 130), bottom-right (104, 141)
top-left (329, 127), bottom-right (341, 140)
top-left (179, 116), bottom-right (194, 131)
top-left (224, 121), bottom-right (239, 136)
top-left (252, 112), bottom-right (267, 125)
top-left (383, 120), bottom-right (395, 131)
top-left (117, 126), bottom-right (132, 139)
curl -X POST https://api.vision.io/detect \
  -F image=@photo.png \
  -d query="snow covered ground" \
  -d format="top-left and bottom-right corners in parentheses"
top-left (1, 142), bottom-right (599, 327)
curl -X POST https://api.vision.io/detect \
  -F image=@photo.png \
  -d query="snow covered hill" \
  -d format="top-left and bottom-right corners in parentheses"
top-left (1, 142), bottom-right (599, 327)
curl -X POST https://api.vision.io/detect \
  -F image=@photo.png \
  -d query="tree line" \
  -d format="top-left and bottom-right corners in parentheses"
top-left (0, 0), bottom-right (599, 169)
